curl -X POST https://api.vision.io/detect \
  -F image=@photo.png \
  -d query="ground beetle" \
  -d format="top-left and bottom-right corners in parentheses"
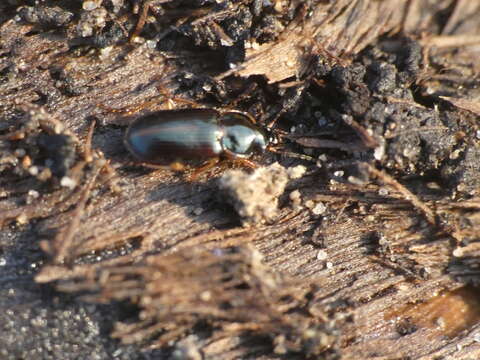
top-left (124, 108), bottom-right (277, 178)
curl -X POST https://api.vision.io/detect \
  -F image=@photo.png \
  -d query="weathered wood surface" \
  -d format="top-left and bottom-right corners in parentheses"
top-left (1, 1), bottom-right (480, 359)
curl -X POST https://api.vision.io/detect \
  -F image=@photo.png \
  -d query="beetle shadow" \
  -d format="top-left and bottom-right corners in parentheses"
top-left (91, 120), bottom-right (243, 232)
top-left (145, 171), bottom-right (243, 228)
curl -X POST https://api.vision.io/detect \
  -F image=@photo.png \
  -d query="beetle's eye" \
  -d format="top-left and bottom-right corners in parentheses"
top-left (228, 135), bottom-right (239, 148)
top-left (222, 133), bottom-right (241, 153)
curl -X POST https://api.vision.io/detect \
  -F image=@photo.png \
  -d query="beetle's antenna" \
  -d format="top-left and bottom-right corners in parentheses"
top-left (268, 146), bottom-right (317, 162)
top-left (267, 128), bottom-right (317, 162)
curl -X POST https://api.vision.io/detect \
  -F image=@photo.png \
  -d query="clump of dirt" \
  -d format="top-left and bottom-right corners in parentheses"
top-left (17, 5), bottom-right (74, 29)
top-left (0, 107), bottom-right (78, 186)
top-left (218, 163), bottom-right (306, 225)
top-left (293, 37), bottom-right (480, 197)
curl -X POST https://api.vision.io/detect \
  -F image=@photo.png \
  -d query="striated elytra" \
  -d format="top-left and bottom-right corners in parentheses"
top-left (124, 108), bottom-right (272, 166)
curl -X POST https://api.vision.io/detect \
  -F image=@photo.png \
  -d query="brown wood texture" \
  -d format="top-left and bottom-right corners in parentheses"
top-left (1, 1), bottom-right (480, 359)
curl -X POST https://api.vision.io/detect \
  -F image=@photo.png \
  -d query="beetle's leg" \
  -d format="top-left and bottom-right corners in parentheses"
top-left (123, 159), bottom-right (186, 173)
top-left (97, 89), bottom-right (188, 118)
top-left (97, 103), bottom-right (127, 115)
top-left (224, 152), bottom-right (258, 169)
top-left (222, 150), bottom-right (258, 170)
top-left (129, 162), bottom-right (181, 171)
top-left (130, 0), bottom-right (151, 42)
top-left (223, 83), bottom-right (259, 114)
top-left (98, 84), bottom-right (201, 118)
top-left (186, 157), bottom-right (220, 181)
top-left (97, 97), bottom-right (167, 117)
top-left (268, 145), bottom-right (316, 162)
top-left (231, 158), bottom-right (258, 169)
top-left (170, 161), bottom-right (187, 172)
top-left (97, 80), bottom-right (194, 117)
top-left (156, 84), bottom-right (202, 109)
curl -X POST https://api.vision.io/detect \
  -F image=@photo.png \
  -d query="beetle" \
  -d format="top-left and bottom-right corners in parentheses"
top-left (124, 108), bottom-right (277, 179)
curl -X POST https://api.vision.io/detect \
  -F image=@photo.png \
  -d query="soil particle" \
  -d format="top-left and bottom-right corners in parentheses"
top-left (36, 133), bottom-right (76, 178)
top-left (218, 163), bottom-right (306, 225)
top-left (16, 6), bottom-right (74, 28)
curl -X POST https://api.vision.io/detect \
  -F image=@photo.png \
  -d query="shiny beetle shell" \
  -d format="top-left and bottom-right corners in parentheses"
top-left (124, 108), bottom-right (270, 165)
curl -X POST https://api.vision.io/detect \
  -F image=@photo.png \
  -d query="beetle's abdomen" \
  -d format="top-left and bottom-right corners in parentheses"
top-left (124, 109), bottom-right (223, 164)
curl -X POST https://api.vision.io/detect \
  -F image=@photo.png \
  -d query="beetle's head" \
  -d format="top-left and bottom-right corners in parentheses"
top-left (220, 112), bottom-right (269, 157)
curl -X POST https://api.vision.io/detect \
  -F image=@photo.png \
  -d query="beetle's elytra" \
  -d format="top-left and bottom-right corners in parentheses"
top-left (124, 108), bottom-right (272, 169)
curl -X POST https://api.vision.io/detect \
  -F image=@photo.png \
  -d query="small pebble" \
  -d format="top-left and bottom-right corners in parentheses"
top-left (312, 202), bottom-right (326, 215)
top-left (347, 176), bottom-right (365, 186)
top-left (449, 149), bottom-right (462, 160)
top-left (111, 0), bottom-right (124, 12)
top-left (60, 176), bottom-right (77, 189)
top-left (374, 144), bottom-right (385, 160)
top-left (28, 189), bottom-right (39, 198)
top-left (316, 250), bottom-right (328, 261)
top-left (14, 148), bottom-right (26, 157)
top-left (28, 166), bottom-right (39, 176)
top-left (287, 165), bottom-right (306, 179)
top-left (22, 156), bottom-right (32, 168)
top-left (305, 200), bottom-right (315, 209)
top-left (145, 40), bottom-right (158, 50)
top-left (99, 46), bottom-right (113, 60)
top-left (83, 0), bottom-right (99, 11)
top-left (37, 168), bottom-right (52, 181)
top-left (131, 36), bottom-right (145, 44)
top-left (26, 189), bottom-right (40, 204)
top-left (378, 187), bottom-right (389, 196)
top-left (452, 247), bottom-right (464, 257)
top-left (289, 190), bottom-right (302, 208)
top-left (435, 316), bottom-right (446, 329)
top-left (16, 213), bottom-right (28, 225)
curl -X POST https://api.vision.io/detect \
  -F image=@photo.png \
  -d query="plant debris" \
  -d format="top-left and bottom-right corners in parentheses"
top-left (0, 0), bottom-right (480, 359)
top-left (57, 246), bottom-right (339, 357)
